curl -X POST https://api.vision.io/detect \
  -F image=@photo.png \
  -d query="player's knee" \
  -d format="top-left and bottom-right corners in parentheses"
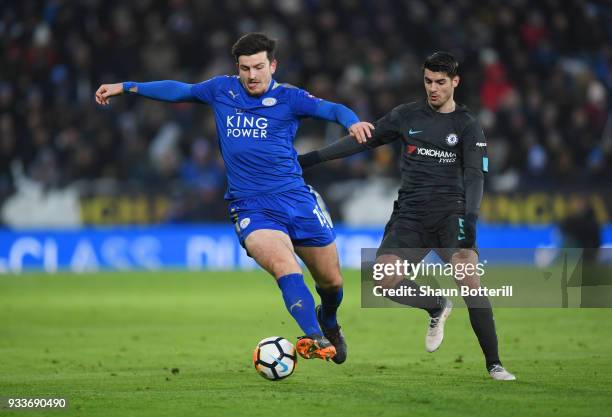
top-left (315, 272), bottom-right (343, 291)
top-left (456, 274), bottom-right (481, 290)
top-left (381, 275), bottom-right (401, 290)
top-left (319, 280), bottom-right (342, 293)
top-left (269, 259), bottom-right (301, 278)
top-left (376, 254), bottom-right (399, 265)
top-left (451, 248), bottom-right (477, 264)
top-left (375, 255), bottom-right (403, 290)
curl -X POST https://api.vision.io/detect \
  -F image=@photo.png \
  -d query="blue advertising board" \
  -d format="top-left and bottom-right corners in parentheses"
top-left (0, 224), bottom-right (610, 272)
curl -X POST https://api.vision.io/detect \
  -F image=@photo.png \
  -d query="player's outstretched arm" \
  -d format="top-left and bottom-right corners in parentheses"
top-left (312, 101), bottom-right (374, 143)
top-left (299, 105), bottom-right (403, 169)
top-left (299, 135), bottom-right (368, 169)
top-left (298, 127), bottom-right (397, 169)
top-left (95, 80), bottom-right (196, 105)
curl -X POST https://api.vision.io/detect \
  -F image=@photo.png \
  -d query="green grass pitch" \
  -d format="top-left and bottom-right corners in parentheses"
top-left (1, 270), bottom-right (611, 417)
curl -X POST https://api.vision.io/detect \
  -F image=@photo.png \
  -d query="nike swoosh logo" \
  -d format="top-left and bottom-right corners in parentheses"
top-left (409, 129), bottom-right (423, 135)
top-left (269, 355), bottom-right (289, 372)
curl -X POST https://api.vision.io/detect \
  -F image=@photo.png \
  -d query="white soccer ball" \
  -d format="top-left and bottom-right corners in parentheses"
top-left (253, 336), bottom-right (297, 381)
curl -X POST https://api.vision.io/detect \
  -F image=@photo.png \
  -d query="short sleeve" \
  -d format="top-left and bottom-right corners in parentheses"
top-left (190, 76), bottom-right (224, 104)
top-left (461, 118), bottom-right (488, 172)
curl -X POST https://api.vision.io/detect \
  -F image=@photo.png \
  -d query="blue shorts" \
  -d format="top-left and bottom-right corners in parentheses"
top-left (228, 185), bottom-right (336, 248)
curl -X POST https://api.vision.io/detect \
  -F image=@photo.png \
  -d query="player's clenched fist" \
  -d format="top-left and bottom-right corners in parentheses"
top-left (95, 83), bottom-right (124, 105)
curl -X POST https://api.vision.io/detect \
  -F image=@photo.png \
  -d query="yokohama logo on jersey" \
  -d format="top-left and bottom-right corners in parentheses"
top-left (416, 147), bottom-right (456, 158)
top-left (407, 144), bottom-right (456, 163)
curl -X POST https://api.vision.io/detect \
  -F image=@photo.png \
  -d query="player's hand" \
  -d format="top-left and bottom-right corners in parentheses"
top-left (95, 83), bottom-right (124, 105)
top-left (459, 213), bottom-right (478, 248)
top-left (348, 121), bottom-right (375, 144)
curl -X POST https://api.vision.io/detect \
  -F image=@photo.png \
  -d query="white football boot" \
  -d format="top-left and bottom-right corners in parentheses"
top-left (425, 299), bottom-right (453, 352)
top-left (488, 364), bottom-right (517, 381)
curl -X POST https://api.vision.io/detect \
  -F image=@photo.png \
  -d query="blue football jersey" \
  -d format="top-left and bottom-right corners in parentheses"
top-left (191, 76), bottom-right (324, 200)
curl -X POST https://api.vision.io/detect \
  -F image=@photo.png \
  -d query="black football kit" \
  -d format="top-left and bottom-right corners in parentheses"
top-left (300, 100), bottom-right (488, 257)
top-left (299, 100), bottom-right (503, 371)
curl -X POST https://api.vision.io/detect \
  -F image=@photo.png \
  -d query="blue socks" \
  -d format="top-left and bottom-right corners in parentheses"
top-left (277, 274), bottom-right (344, 334)
top-left (277, 274), bottom-right (320, 336)
top-left (316, 286), bottom-right (343, 329)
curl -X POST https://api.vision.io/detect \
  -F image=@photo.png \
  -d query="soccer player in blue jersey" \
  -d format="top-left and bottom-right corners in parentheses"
top-left (95, 33), bottom-right (374, 363)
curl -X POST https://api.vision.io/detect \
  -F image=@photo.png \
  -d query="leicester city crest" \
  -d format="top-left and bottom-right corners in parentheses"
top-left (240, 218), bottom-right (251, 230)
top-left (446, 133), bottom-right (459, 146)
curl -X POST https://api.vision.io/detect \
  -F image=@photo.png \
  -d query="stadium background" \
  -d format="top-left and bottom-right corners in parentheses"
top-left (1, 2), bottom-right (612, 417)
top-left (1, 0), bottom-right (611, 271)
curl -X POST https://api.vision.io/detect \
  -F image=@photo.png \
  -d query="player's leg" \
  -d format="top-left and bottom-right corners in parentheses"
top-left (448, 249), bottom-right (515, 380)
top-left (243, 230), bottom-right (335, 361)
top-left (294, 242), bottom-right (347, 364)
top-left (375, 217), bottom-right (445, 315)
top-left (244, 230), bottom-right (318, 334)
top-left (437, 215), bottom-right (515, 380)
top-left (294, 243), bottom-right (342, 329)
top-left (289, 186), bottom-right (345, 362)
top-left (375, 216), bottom-right (453, 352)
top-left (376, 252), bottom-right (453, 353)
top-left (448, 249), bottom-right (500, 365)
top-left (375, 253), bottom-right (446, 313)
top-left (229, 196), bottom-right (335, 361)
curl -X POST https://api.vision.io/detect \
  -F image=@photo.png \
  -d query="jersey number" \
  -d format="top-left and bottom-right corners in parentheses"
top-left (458, 218), bottom-right (466, 241)
top-left (313, 206), bottom-right (331, 229)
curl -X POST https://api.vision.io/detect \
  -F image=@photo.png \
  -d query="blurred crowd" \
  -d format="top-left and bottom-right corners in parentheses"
top-left (1, 0), bottom-right (611, 222)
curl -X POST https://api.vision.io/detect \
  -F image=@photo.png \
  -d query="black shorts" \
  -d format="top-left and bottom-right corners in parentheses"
top-left (376, 202), bottom-right (474, 263)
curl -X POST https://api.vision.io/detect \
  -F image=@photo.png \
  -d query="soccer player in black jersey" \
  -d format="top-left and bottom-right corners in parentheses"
top-left (299, 52), bottom-right (516, 380)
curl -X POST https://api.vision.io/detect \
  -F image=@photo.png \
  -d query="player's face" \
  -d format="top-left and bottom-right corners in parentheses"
top-left (237, 51), bottom-right (277, 96)
top-left (423, 69), bottom-right (459, 109)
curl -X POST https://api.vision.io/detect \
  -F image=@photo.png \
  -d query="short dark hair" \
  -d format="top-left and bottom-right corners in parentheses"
top-left (422, 52), bottom-right (459, 77)
top-left (231, 33), bottom-right (276, 63)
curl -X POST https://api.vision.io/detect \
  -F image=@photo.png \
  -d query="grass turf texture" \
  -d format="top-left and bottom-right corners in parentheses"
top-left (1, 270), bottom-right (611, 417)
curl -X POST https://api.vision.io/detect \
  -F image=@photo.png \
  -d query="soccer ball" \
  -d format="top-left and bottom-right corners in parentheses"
top-left (253, 336), bottom-right (297, 381)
